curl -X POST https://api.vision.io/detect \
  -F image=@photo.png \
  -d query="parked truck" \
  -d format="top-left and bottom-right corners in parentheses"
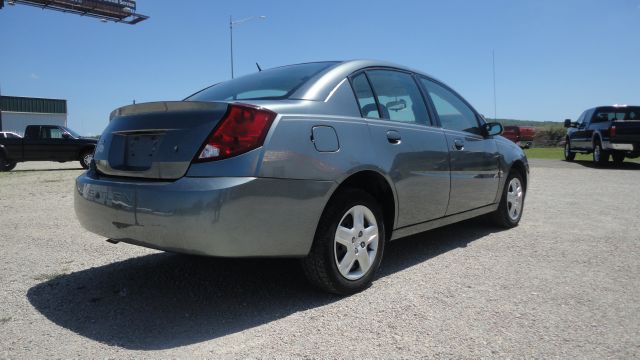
top-left (0, 125), bottom-right (97, 171)
top-left (564, 105), bottom-right (640, 165)
top-left (501, 126), bottom-right (536, 148)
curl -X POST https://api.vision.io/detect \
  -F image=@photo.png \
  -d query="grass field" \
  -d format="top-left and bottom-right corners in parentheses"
top-left (525, 147), bottom-right (639, 163)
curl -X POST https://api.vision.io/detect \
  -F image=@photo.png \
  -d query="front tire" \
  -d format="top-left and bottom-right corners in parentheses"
top-left (490, 170), bottom-right (525, 228)
top-left (0, 159), bottom-right (17, 172)
top-left (80, 150), bottom-right (94, 169)
top-left (302, 188), bottom-right (385, 295)
top-left (564, 140), bottom-right (575, 161)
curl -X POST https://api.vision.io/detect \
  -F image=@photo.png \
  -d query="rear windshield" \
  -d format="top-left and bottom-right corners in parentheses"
top-left (186, 62), bottom-right (338, 101)
top-left (594, 107), bottom-right (640, 121)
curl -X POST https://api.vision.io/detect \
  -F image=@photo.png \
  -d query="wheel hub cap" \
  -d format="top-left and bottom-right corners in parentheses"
top-left (334, 205), bottom-right (379, 281)
top-left (506, 178), bottom-right (524, 221)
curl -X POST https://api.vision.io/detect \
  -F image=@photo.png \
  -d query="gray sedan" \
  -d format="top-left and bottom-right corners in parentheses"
top-left (75, 60), bottom-right (528, 294)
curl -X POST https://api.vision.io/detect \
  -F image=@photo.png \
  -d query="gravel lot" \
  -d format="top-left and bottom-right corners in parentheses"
top-left (1, 159), bottom-right (639, 358)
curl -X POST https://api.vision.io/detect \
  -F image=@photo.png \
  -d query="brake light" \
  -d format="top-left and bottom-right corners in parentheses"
top-left (195, 104), bottom-right (276, 161)
top-left (610, 125), bottom-right (616, 138)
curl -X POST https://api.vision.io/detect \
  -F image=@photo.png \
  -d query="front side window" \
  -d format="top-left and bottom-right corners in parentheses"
top-left (366, 70), bottom-right (430, 124)
top-left (186, 62), bottom-right (337, 101)
top-left (351, 72), bottom-right (380, 119)
top-left (420, 78), bottom-right (480, 135)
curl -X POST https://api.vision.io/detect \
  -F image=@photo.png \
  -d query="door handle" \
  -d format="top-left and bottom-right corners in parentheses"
top-left (386, 130), bottom-right (401, 144)
top-left (453, 139), bottom-right (464, 150)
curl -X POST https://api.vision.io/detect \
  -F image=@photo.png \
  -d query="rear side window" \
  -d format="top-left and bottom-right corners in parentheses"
top-left (351, 73), bottom-right (380, 119)
top-left (366, 70), bottom-right (430, 124)
top-left (594, 107), bottom-right (640, 121)
top-left (186, 62), bottom-right (337, 101)
top-left (420, 78), bottom-right (480, 135)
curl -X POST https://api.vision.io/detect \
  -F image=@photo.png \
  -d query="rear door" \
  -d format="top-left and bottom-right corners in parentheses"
top-left (23, 126), bottom-right (49, 160)
top-left (419, 77), bottom-right (500, 215)
top-left (350, 70), bottom-right (450, 227)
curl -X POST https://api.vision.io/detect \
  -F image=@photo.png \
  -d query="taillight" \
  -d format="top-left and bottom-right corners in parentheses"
top-left (195, 103), bottom-right (276, 161)
top-left (610, 125), bottom-right (616, 138)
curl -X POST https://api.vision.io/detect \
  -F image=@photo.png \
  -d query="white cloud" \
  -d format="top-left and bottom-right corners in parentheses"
top-left (29, 73), bottom-right (39, 80)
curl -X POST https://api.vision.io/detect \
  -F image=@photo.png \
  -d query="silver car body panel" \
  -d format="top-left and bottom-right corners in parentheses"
top-left (75, 59), bottom-right (529, 257)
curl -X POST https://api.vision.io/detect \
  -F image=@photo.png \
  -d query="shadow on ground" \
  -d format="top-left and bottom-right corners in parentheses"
top-left (570, 159), bottom-right (640, 170)
top-left (28, 217), bottom-right (500, 350)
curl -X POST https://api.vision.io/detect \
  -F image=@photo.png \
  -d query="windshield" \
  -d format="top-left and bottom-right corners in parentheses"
top-left (185, 62), bottom-right (338, 101)
top-left (595, 107), bottom-right (640, 121)
top-left (62, 127), bottom-right (82, 138)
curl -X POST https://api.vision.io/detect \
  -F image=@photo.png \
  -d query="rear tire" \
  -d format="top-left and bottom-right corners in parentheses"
top-left (490, 170), bottom-right (525, 228)
top-left (564, 140), bottom-right (575, 161)
top-left (79, 150), bottom-right (94, 169)
top-left (302, 188), bottom-right (385, 295)
top-left (612, 152), bottom-right (625, 165)
top-left (592, 140), bottom-right (609, 166)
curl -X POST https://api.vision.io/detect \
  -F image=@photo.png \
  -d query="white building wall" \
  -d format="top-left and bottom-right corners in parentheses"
top-left (1, 112), bottom-right (67, 136)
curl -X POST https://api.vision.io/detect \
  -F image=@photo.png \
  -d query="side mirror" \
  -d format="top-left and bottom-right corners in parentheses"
top-left (563, 119), bottom-right (572, 128)
top-left (62, 132), bottom-right (71, 139)
top-left (484, 122), bottom-right (503, 136)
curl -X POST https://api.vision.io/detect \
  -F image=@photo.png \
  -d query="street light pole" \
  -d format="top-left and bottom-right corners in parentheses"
top-left (229, 15), bottom-right (266, 79)
top-left (229, 15), bottom-right (234, 79)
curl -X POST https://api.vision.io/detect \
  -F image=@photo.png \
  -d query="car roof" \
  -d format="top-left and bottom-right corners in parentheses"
top-left (290, 59), bottom-right (442, 101)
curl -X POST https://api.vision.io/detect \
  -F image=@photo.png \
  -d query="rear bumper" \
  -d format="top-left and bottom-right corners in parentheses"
top-left (608, 143), bottom-right (635, 151)
top-left (603, 140), bottom-right (639, 152)
top-left (74, 172), bottom-right (334, 257)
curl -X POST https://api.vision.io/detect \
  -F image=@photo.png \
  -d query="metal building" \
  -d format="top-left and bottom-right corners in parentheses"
top-left (0, 96), bottom-right (67, 136)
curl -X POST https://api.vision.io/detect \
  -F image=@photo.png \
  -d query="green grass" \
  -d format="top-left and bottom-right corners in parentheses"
top-left (525, 147), bottom-right (639, 162)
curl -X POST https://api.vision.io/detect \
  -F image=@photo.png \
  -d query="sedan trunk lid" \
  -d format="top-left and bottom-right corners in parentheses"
top-left (94, 101), bottom-right (228, 180)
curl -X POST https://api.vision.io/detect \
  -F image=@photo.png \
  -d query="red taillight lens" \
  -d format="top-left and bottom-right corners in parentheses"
top-left (610, 125), bottom-right (616, 138)
top-left (195, 104), bottom-right (276, 161)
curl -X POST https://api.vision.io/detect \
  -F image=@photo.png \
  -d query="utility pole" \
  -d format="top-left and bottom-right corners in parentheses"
top-left (492, 50), bottom-right (497, 120)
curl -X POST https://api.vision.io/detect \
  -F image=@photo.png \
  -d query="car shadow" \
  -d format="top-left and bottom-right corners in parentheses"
top-left (27, 217), bottom-right (501, 350)
top-left (12, 167), bottom-right (84, 172)
top-left (569, 159), bottom-right (640, 170)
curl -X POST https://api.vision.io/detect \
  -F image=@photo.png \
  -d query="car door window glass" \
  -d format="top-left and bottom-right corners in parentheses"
top-left (420, 78), bottom-right (480, 135)
top-left (366, 70), bottom-right (429, 124)
top-left (351, 73), bottom-right (380, 119)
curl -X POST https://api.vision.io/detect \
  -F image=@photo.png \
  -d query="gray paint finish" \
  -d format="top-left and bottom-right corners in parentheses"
top-left (75, 60), bottom-right (529, 257)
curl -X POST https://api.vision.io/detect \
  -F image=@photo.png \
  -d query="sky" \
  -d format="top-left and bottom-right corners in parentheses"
top-left (1, 0), bottom-right (639, 135)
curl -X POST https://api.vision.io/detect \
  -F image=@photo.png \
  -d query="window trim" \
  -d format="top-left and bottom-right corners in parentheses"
top-left (347, 70), bottom-right (383, 120)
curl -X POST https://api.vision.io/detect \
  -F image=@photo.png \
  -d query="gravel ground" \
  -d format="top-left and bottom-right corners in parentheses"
top-left (1, 159), bottom-right (639, 358)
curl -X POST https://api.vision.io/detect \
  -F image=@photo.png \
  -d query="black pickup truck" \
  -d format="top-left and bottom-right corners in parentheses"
top-left (564, 105), bottom-right (640, 165)
top-left (0, 125), bottom-right (97, 171)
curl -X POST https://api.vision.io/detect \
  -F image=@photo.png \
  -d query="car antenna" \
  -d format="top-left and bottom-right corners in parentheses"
top-left (256, 62), bottom-right (262, 72)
